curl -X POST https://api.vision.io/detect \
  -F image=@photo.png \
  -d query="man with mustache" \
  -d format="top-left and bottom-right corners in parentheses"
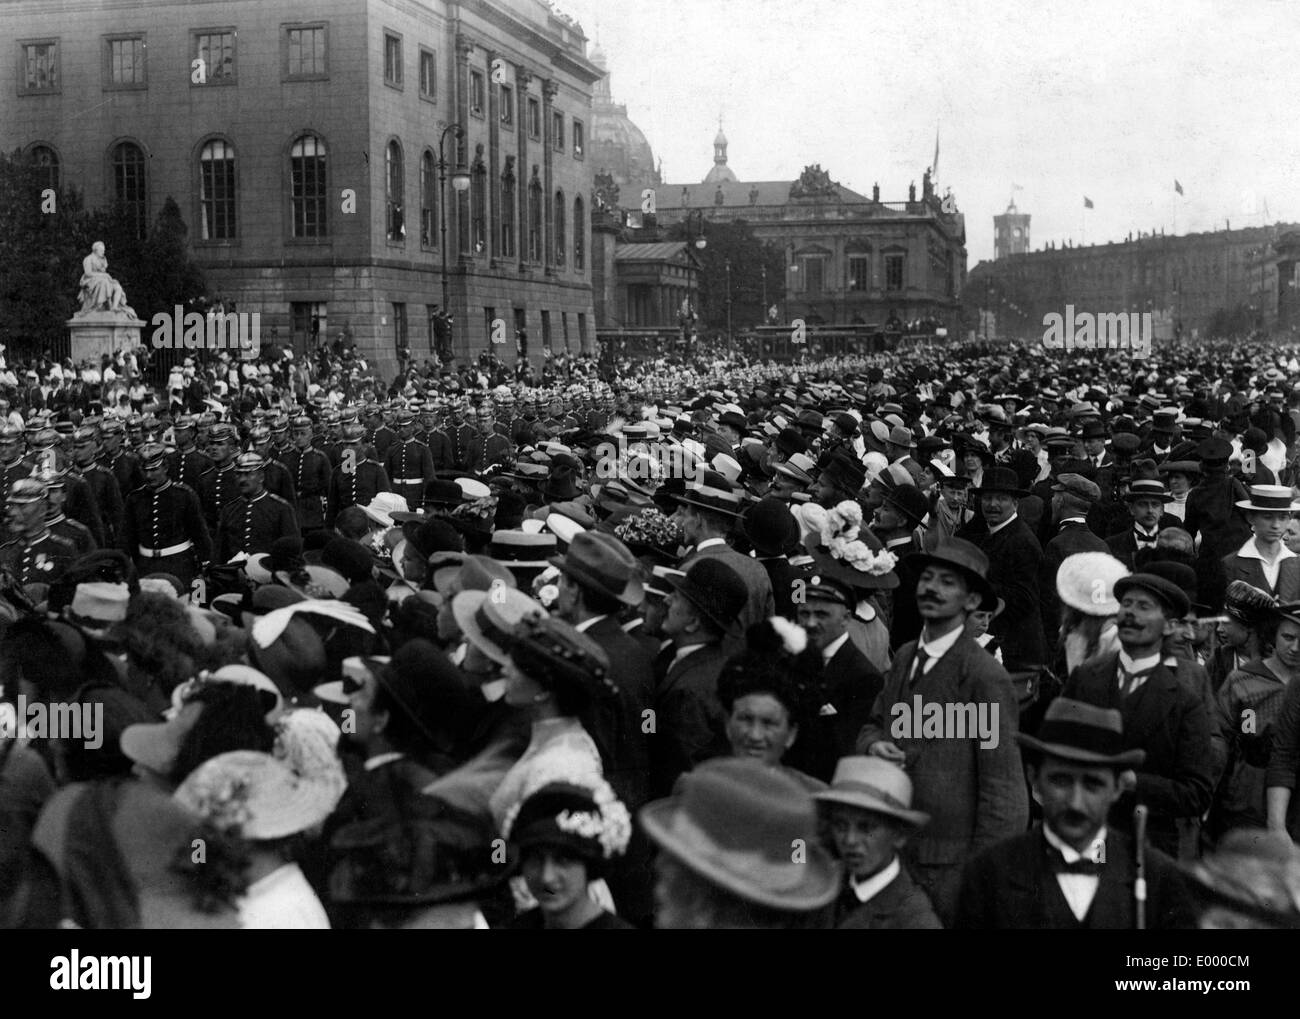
top-left (955, 698), bottom-right (1197, 929)
top-left (1062, 573), bottom-right (1214, 858)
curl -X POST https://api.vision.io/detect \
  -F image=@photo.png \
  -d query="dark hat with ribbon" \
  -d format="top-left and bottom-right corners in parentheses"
top-left (1017, 697), bottom-right (1146, 767)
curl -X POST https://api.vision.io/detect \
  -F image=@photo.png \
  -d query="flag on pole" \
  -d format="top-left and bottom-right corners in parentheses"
top-left (932, 128), bottom-right (940, 178)
top-left (1083, 196), bottom-right (1094, 209)
top-left (1174, 180), bottom-right (1184, 195)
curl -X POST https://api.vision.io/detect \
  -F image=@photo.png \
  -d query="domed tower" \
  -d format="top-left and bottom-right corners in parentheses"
top-left (703, 118), bottom-right (737, 185)
top-left (589, 45), bottom-right (660, 192)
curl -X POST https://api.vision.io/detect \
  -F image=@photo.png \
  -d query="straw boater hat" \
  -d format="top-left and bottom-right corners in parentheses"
top-left (639, 756), bottom-right (841, 912)
top-left (1016, 697), bottom-right (1146, 767)
top-left (813, 757), bottom-right (929, 828)
top-left (1236, 484), bottom-right (1300, 513)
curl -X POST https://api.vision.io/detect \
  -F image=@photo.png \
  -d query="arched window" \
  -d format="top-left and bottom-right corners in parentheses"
top-left (573, 195), bottom-right (585, 271)
top-left (420, 151), bottom-right (436, 248)
top-left (528, 174), bottom-right (542, 262)
top-left (554, 189), bottom-right (566, 266)
top-left (290, 134), bottom-right (327, 238)
top-left (199, 139), bottom-right (236, 240)
top-left (471, 161), bottom-right (487, 254)
top-left (111, 141), bottom-right (148, 238)
top-left (29, 145), bottom-right (59, 192)
top-left (385, 140), bottom-right (404, 242)
top-left (500, 162), bottom-right (516, 258)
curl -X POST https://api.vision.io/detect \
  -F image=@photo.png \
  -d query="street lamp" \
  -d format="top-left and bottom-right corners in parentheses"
top-left (437, 123), bottom-right (471, 351)
top-left (685, 209), bottom-right (707, 250)
top-left (725, 258), bottom-right (732, 348)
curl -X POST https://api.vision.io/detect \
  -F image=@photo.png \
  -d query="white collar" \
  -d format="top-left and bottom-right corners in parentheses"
top-left (851, 856), bottom-right (901, 903)
top-left (670, 642), bottom-right (708, 668)
top-left (1059, 516), bottom-right (1088, 526)
top-left (917, 623), bottom-right (964, 660)
top-left (1118, 649), bottom-right (1162, 673)
top-left (987, 512), bottom-right (1019, 535)
top-left (695, 537), bottom-right (727, 551)
top-left (1043, 822), bottom-right (1107, 864)
top-left (574, 615), bottom-right (608, 633)
top-left (1238, 537), bottom-right (1296, 563)
top-left (821, 631), bottom-right (851, 662)
top-left (364, 751), bottom-right (405, 771)
top-left (481, 678), bottom-right (507, 703)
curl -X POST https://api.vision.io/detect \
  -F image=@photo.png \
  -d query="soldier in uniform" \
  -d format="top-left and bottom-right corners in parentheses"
top-left (122, 442), bottom-right (211, 589)
top-left (101, 420), bottom-right (144, 499)
top-left (268, 416), bottom-right (295, 465)
top-left (36, 467), bottom-right (97, 557)
top-left (0, 426), bottom-right (29, 541)
top-left (0, 478), bottom-right (79, 588)
top-left (195, 422), bottom-right (243, 535)
top-left (168, 415), bottom-right (214, 490)
top-left (29, 426), bottom-right (104, 546)
top-left (510, 395), bottom-right (544, 448)
top-left (327, 422), bottom-right (392, 526)
top-left (282, 415), bottom-right (331, 533)
top-left (384, 409), bottom-right (436, 512)
top-left (434, 398), bottom-right (484, 474)
top-left (366, 404), bottom-right (396, 462)
top-left (71, 427), bottom-right (124, 548)
top-left (478, 402), bottom-right (515, 469)
top-left (320, 410), bottom-right (344, 467)
top-left (248, 425), bottom-right (297, 504)
top-left (217, 452), bottom-right (300, 562)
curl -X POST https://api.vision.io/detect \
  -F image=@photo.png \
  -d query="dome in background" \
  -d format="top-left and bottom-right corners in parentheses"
top-left (590, 57), bottom-right (660, 192)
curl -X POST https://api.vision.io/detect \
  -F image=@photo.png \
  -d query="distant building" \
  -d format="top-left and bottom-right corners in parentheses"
top-left (994, 201), bottom-right (1031, 260)
top-left (1, 0), bottom-right (601, 375)
top-left (589, 44), bottom-right (661, 196)
top-left (967, 223), bottom-right (1297, 340)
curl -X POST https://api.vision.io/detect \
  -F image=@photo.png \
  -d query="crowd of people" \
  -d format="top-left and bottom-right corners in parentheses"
top-left (1, 334), bottom-right (1299, 930)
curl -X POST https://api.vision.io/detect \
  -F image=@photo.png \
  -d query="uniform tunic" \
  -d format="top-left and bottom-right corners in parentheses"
top-left (196, 463), bottom-right (242, 533)
top-left (327, 459), bottom-right (392, 525)
top-left (121, 480), bottom-right (212, 588)
top-left (383, 439), bottom-right (436, 509)
top-left (81, 463), bottom-right (125, 547)
top-left (217, 490), bottom-right (300, 562)
top-left (433, 424), bottom-right (484, 473)
top-left (283, 447), bottom-right (332, 530)
top-left (0, 529), bottom-right (78, 586)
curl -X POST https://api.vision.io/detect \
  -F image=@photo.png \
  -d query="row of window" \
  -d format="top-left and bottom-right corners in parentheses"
top-left (20, 31), bottom-right (586, 159)
top-left (27, 136), bottom-right (587, 267)
top-left (384, 33), bottom-right (585, 157)
top-left (382, 303), bottom-right (589, 354)
top-left (793, 253), bottom-right (907, 294)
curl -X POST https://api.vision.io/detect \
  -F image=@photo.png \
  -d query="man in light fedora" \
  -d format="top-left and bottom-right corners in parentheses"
top-left (1221, 484), bottom-right (1300, 602)
top-left (813, 757), bottom-right (941, 929)
top-left (956, 698), bottom-right (1196, 930)
top-left (856, 537), bottom-right (1028, 925)
top-left (640, 756), bottom-right (841, 928)
top-left (1063, 572), bottom-right (1213, 858)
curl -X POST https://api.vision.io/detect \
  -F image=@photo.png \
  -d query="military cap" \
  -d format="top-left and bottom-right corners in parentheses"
top-left (138, 443), bottom-right (168, 470)
top-left (73, 426), bottom-right (98, 445)
top-left (8, 478), bottom-right (47, 503)
top-left (101, 420), bottom-right (125, 436)
top-left (248, 425), bottom-right (272, 442)
top-left (341, 422), bottom-right (366, 442)
top-left (174, 415), bottom-right (197, 432)
top-left (234, 452), bottom-right (268, 473)
top-left (290, 416), bottom-right (313, 430)
top-left (209, 423), bottom-right (237, 443)
top-left (31, 428), bottom-right (58, 449)
top-left (0, 425), bottom-right (24, 442)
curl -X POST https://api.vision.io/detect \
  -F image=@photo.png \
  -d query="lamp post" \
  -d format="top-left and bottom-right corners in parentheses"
top-left (761, 263), bottom-right (767, 318)
top-left (685, 209), bottom-right (707, 251)
top-left (437, 123), bottom-right (471, 354)
top-left (725, 258), bottom-right (732, 351)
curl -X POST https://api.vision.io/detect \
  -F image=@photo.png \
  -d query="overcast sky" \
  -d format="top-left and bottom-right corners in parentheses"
top-left (560, 0), bottom-right (1300, 264)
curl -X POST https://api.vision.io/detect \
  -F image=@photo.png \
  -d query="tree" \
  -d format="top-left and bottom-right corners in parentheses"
top-left (130, 196), bottom-right (209, 328)
top-left (666, 217), bottom-right (784, 332)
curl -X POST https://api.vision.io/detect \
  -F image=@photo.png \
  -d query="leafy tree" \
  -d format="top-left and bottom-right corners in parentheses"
top-left (129, 196), bottom-right (209, 327)
top-left (665, 217), bottom-right (784, 332)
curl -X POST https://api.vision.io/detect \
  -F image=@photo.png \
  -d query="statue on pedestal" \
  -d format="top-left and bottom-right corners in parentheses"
top-left (76, 241), bottom-right (136, 318)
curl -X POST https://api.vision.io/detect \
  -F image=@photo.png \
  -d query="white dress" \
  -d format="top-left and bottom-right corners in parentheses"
top-left (238, 863), bottom-right (330, 930)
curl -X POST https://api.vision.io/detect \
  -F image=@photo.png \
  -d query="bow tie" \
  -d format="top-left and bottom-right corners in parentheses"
top-left (1133, 531), bottom-right (1157, 548)
top-left (1049, 849), bottom-right (1102, 876)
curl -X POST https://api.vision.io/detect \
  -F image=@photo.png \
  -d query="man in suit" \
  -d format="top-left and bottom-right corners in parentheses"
top-left (958, 465), bottom-right (1048, 673)
top-left (983, 408), bottom-right (1040, 489)
top-left (652, 558), bottom-right (748, 796)
top-left (1080, 419), bottom-right (1113, 471)
top-left (857, 538), bottom-right (1029, 925)
top-left (740, 496), bottom-right (803, 619)
top-left (1220, 484), bottom-right (1300, 602)
top-left (795, 572), bottom-right (885, 783)
top-left (1184, 437), bottom-right (1252, 567)
top-left (1104, 472), bottom-right (1182, 569)
top-left (955, 698), bottom-right (1197, 929)
top-left (672, 473), bottom-right (774, 654)
top-left (1063, 572), bottom-right (1214, 858)
top-left (1039, 473), bottom-right (1109, 652)
top-left (815, 757), bottom-right (942, 929)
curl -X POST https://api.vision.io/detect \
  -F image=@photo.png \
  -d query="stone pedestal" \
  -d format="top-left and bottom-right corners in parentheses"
top-left (66, 311), bottom-right (145, 364)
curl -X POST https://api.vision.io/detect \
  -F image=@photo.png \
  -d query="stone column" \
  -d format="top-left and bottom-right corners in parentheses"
top-left (454, 34), bottom-right (474, 262)
top-left (516, 67), bottom-right (532, 275)
top-left (542, 78), bottom-right (559, 276)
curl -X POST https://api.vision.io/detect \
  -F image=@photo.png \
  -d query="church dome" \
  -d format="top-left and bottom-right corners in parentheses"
top-left (703, 162), bottom-right (738, 185)
top-left (591, 59), bottom-right (659, 191)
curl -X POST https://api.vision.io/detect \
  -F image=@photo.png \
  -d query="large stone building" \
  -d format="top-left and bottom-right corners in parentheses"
top-left (2, 0), bottom-right (601, 376)
top-left (633, 131), bottom-right (968, 334)
top-left (967, 216), bottom-right (1299, 341)
top-left (993, 200), bottom-right (1030, 260)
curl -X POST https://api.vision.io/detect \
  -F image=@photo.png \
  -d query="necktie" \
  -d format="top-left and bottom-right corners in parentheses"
top-left (910, 646), bottom-right (931, 685)
top-left (1049, 849), bottom-right (1102, 876)
top-left (1118, 665), bottom-right (1154, 697)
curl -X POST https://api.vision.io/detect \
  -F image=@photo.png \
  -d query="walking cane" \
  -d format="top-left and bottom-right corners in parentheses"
top-left (1133, 804), bottom-right (1149, 930)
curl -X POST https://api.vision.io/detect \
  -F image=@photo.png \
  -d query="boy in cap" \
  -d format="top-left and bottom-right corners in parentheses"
top-left (956, 698), bottom-right (1196, 929)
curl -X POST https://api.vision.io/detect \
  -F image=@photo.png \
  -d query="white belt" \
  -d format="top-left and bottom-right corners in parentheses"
top-left (394, 477), bottom-right (424, 485)
top-left (139, 540), bottom-right (193, 558)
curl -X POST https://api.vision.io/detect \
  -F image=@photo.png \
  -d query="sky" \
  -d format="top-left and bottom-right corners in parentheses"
top-left (558, 0), bottom-right (1300, 265)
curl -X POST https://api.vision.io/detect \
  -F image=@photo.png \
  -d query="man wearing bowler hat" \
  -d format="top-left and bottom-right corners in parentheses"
top-left (1221, 484), bottom-right (1300, 602)
top-left (653, 558), bottom-right (749, 796)
top-left (1063, 572), bottom-right (1214, 858)
top-left (955, 698), bottom-right (1197, 929)
top-left (958, 465), bottom-right (1048, 673)
top-left (857, 538), bottom-right (1028, 925)
top-left (814, 756), bottom-right (941, 929)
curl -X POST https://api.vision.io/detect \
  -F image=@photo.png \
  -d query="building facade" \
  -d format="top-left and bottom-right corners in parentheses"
top-left (2, 0), bottom-right (601, 377)
top-left (966, 221), bottom-right (1297, 341)
top-left (993, 201), bottom-right (1030, 260)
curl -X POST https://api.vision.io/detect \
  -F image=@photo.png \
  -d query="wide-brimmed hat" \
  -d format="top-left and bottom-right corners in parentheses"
top-left (547, 530), bottom-right (643, 606)
top-left (174, 749), bottom-right (345, 841)
top-left (813, 756), bottom-right (929, 827)
top-left (64, 581), bottom-right (130, 636)
top-left (772, 452), bottom-right (817, 486)
top-left (664, 558), bottom-right (748, 633)
top-left (908, 537), bottom-right (995, 604)
top-left (506, 613), bottom-right (617, 702)
top-left (1181, 828), bottom-right (1300, 929)
top-left (433, 554), bottom-right (517, 598)
top-left (740, 497), bottom-right (800, 556)
top-left (1236, 484), bottom-right (1300, 513)
top-left (1016, 697), bottom-right (1146, 767)
top-left (880, 484), bottom-right (930, 527)
top-left (454, 588), bottom-right (545, 666)
top-left (507, 780), bottom-right (631, 866)
top-left (245, 536), bottom-right (306, 585)
top-left (359, 492), bottom-right (409, 529)
top-left (273, 564), bottom-right (350, 600)
top-left (971, 465), bottom-right (1029, 498)
top-left (639, 757), bottom-right (841, 913)
top-left (490, 529), bottom-right (559, 570)
top-left (1056, 552), bottom-right (1129, 615)
top-left (1224, 580), bottom-right (1278, 626)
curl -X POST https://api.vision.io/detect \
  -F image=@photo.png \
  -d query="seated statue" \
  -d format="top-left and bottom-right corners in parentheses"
top-left (77, 241), bottom-right (136, 317)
